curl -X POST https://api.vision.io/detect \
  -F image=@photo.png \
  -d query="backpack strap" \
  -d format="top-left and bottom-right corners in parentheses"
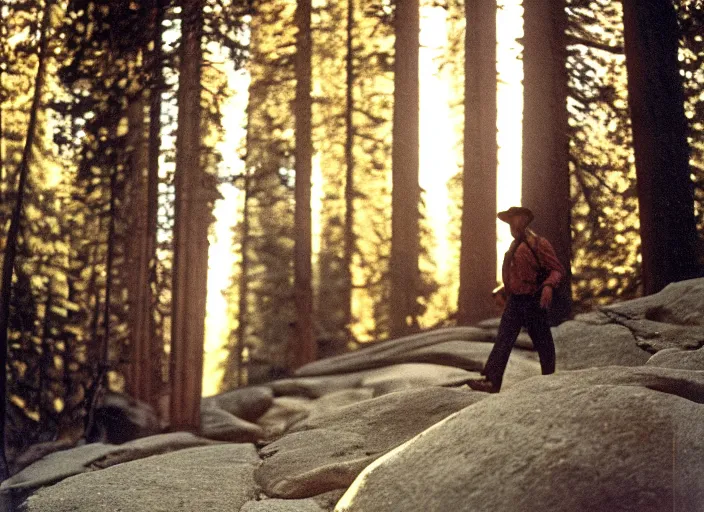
top-left (523, 236), bottom-right (542, 268)
top-left (522, 236), bottom-right (550, 288)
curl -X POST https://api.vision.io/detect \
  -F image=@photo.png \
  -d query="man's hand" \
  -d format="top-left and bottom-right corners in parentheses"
top-left (539, 286), bottom-right (553, 309)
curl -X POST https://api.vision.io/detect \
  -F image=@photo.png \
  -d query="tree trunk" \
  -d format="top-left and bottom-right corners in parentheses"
top-left (521, 0), bottom-right (571, 323)
top-left (39, 284), bottom-right (52, 429)
top-left (0, 10), bottom-right (6, 211)
top-left (457, 0), bottom-right (497, 326)
top-left (0, 65), bottom-right (4, 208)
top-left (102, 168), bottom-right (118, 382)
top-left (125, 94), bottom-right (155, 406)
top-left (88, 239), bottom-right (101, 357)
top-left (236, 174), bottom-right (251, 386)
top-left (170, 0), bottom-right (206, 432)
top-left (389, 0), bottom-right (420, 338)
top-left (622, 0), bottom-right (700, 294)
top-left (292, 0), bottom-right (316, 369)
top-left (147, 0), bottom-right (164, 404)
top-left (342, 0), bottom-right (356, 337)
top-left (0, 0), bottom-right (52, 482)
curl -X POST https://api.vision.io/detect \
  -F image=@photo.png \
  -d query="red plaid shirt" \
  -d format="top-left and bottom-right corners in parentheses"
top-left (502, 232), bottom-right (564, 296)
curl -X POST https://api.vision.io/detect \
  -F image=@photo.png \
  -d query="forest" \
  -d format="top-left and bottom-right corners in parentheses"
top-left (0, 0), bottom-right (702, 483)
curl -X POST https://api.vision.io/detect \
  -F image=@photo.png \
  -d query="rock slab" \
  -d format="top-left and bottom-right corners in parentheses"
top-left (22, 444), bottom-right (261, 512)
top-left (336, 366), bottom-right (704, 512)
top-left (255, 387), bottom-right (483, 499)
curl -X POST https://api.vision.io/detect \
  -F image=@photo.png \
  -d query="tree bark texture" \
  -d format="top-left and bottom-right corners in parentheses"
top-left (236, 175), bottom-right (251, 386)
top-left (88, 238), bottom-right (101, 358)
top-left (102, 168), bottom-right (117, 378)
top-left (0, 66), bottom-right (4, 208)
top-left (621, 0), bottom-right (700, 294)
top-left (521, 0), bottom-right (572, 323)
top-left (0, 0), bottom-right (52, 482)
top-left (0, 10), bottom-right (7, 210)
top-left (39, 285), bottom-right (52, 429)
top-left (147, 0), bottom-right (164, 404)
top-left (124, 0), bottom-right (164, 407)
top-left (292, 0), bottom-right (316, 369)
top-left (457, 0), bottom-right (498, 326)
top-left (342, 0), bottom-right (356, 336)
top-left (170, 0), bottom-right (206, 432)
top-left (125, 95), bottom-right (156, 406)
top-left (390, 0), bottom-right (421, 338)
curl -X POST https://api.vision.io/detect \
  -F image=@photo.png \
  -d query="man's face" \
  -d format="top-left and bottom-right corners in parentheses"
top-left (509, 215), bottom-right (529, 239)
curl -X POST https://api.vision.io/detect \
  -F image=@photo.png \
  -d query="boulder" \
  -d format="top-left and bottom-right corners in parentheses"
top-left (358, 363), bottom-right (480, 395)
top-left (335, 366), bottom-right (704, 512)
top-left (240, 498), bottom-right (327, 512)
top-left (295, 327), bottom-right (496, 377)
top-left (383, 339), bottom-right (534, 372)
top-left (556, 280), bottom-right (704, 361)
top-left (295, 389), bottom-right (376, 427)
top-left (600, 316), bottom-right (704, 353)
top-left (241, 490), bottom-right (344, 512)
top-left (9, 438), bottom-right (78, 476)
top-left (90, 432), bottom-right (221, 469)
top-left (270, 363), bottom-right (478, 399)
top-left (255, 387), bottom-right (483, 499)
top-left (381, 340), bottom-right (486, 371)
top-left (1, 434), bottom-right (222, 499)
top-left (270, 374), bottom-right (363, 399)
top-left (22, 444), bottom-right (261, 512)
top-left (572, 310), bottom-right (613, 325)
top-left (257, 396), bottom-right (316, 439)
top-left (88, 392), bottom-right (161, 444)
top-left (0, 443), bottom-right (122, 493)
top-left (203, 386), bottom-right (274, 422)
top-left (257, 390), bottom-right (376, 440)
top-left (646, 346), bottom-right (704, 371)
top-left (309, 388), bottom-right (376, 410)
top-left (553, 320), bottom-right (650, 370)
top-left (201, 406), bottom-right (265, 442)
top-left (376, 341), bottom-right (540, 390)
top-left (601, 278), bottom-right (704, 326)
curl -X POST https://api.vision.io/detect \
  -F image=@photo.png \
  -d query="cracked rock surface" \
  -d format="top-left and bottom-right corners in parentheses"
top-left (22, 445), bottom-right (261, 512)
top-left (554, 279), bottom-right (704, 369)
top-left (336, 367), bottom-right (704, 512)
top-left (254, 387), bottom-right (484, 499)
top-left (553, 321), bottom-right (651, 369)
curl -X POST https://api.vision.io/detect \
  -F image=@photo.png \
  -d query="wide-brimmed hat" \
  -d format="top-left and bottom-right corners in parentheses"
top-left (497, 206), bottom-right (534, 224)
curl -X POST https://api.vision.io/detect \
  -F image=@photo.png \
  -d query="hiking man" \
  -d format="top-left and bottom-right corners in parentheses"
top-left (469, 206), bottom-right (565, 393)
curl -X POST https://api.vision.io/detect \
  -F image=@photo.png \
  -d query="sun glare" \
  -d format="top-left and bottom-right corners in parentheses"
top-left (203, 66), bottom-right (250, 396)
top-left (496, 0), bottom-right (524, 273)
top-left (418, 5), bottom-right (458, 326)
top-left (419, 5), bottom-right (455, 277)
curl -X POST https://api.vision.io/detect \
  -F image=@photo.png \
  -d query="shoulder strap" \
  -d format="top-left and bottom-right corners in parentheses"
top-left (523, 237), bottom-right (542, 268)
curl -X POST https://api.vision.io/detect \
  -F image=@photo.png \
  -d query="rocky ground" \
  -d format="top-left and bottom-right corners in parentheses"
top-left (2, 278), bottom-right (703, 511)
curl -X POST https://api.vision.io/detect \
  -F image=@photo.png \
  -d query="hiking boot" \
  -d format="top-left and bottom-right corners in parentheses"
top-left (467, 378), bottom-right (499, 394)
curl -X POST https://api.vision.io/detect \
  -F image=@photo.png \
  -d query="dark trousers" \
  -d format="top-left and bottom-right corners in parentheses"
top-left (482, 294), bottom-right (555, 390)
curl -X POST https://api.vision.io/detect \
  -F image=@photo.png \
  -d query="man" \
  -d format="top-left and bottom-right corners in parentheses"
top-left (469, 206), bottom-right (565, 393)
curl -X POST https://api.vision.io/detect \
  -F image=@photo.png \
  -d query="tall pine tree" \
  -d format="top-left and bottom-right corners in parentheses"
top-left (457, 0), bottom-right (498, 326)
top-left (622, 0), bottom-right (700, 294)
top-left (389, 0), bottom-right (421, 337)
top-left (522, 0), bottom-right (572, 322)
